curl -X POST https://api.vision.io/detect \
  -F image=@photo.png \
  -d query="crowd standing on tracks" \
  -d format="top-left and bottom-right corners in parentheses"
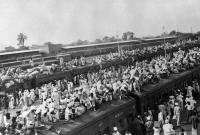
top-left (0, 39), bottom-right (200, 135)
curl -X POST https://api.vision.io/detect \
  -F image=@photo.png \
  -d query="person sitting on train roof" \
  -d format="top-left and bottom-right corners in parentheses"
top-left (112, 126), bottom-right (121, 135)
top-left (3, 43), bottom-right (200, 119)
top-left (0, 40), bottom-right (195, 89)
top-left (176, 93), bottom-right (184, 110)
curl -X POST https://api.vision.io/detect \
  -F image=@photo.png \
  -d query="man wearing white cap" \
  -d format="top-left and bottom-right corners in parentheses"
top-left (163, 119), bottom-right (174, 135)
top-left (176, 92), bottom-right (184, 110)
top-left (173, 102), bottom-right (181, 126)
top-left (65, 105), bottom-right (71, 121)
top-left (51, 88), bottom-right (60, 109)
top-left (187, 86), bottom-right (193, 97)
top-left (112, 126), bottom-right (121, 135)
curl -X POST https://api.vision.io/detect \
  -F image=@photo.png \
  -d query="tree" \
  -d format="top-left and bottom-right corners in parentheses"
top-left (109, 36), bottom-right (118, 42)
top-left (102, 36), bottom-right (110, 42)
top-left (161, 32), bottom-right (168, 37)
top-left (76, 39), bottom-right (85, 45)
top-left (17, 33), bottom-right (27, 47)
top-left (122, 33), bottom-right (127, 40)
top-left (44, 42), bottom-right (52, 45)
top-left (82, 40), bottom-right (89, 45)
top-left (169, 30), bottom-right (176, 35)
top-left (122, 32), bottom-right (134, 40)
top-left (126, 32), bottom-right (134, 40)
top-left (93, 38), bottom-right (103, 44)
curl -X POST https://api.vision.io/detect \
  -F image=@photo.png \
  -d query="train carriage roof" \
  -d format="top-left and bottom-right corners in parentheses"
top-left (38, 98), bottom-right (135, 135)
top-left (142, 36), bottom-right (177, 42)
top-left (62, 40), bottom-right (141, 50)
top-left (135, 65), bottom-right (200, 97)
top-left (0, 49), bottom-right (41, 56)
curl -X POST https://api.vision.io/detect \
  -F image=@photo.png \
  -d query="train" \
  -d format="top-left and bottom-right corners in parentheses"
top-left (61, 36), bottom-right (177, 59)
top-left (1, 32), bottom-right (198, 68)
top-left (38, 98), bottom-right (136, 135)
top-left (0, 35), bottom-right (194, 68)
top-left (1, 41), bottom-right (199, 94)
top-left (35, 41), bottom-right (200, 86)
top-left (0, 50), bottom-right (41, 63)
top-left (35, 63), bottom-right (200, 135)
top-left (130, 65), bottom-right (200, 114)
top-left (0, 35), bottom-right (199, 135)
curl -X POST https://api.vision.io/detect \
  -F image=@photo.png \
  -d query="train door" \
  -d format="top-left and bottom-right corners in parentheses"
top-left (149, 95), bottom-right (156, 110)
top-left (102, 127), bottom-right (111, 135)
top-left (30, 77), bottom-right (36, 89)
top-left (114, 118), bottom-right (126, 134)
top-left (162, 91), bottom-right (169, 102)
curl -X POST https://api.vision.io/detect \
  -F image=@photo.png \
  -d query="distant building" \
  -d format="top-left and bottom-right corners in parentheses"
top-left (0, 49), bottom-right (41, 62)
top-left (30, 42), bottom-right (63, 55)
top-left (4, 46), bottom-right (16, 51)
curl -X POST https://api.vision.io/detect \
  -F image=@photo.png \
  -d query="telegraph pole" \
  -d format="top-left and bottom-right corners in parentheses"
top-left (116, 33), bottom-right (120, 54)
top-left (162, 26), bottom-right (166, 58)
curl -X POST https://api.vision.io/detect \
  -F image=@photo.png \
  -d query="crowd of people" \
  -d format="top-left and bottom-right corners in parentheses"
top-left (130, 79), bottom-right (199, 135)
top-left (0, 39), bottom-right (199, 135)
top-left (0, 39), bottom-right (196, 89)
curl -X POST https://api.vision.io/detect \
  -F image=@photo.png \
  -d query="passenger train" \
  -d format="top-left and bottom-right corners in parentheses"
top-left (0, 35), bottom-right (188, 68)
top-left (38, 98), bottom-right (136, 135)
top-left (62, 36), bottom-right (177, 59)
top-left (0, 34), bottom-right (199, 135)
top-left (35, 63), bottom-right (200, 135)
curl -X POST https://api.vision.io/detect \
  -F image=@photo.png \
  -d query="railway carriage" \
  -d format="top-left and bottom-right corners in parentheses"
top-left (129, 65), bottom-right (200, 114)
top-left (38, 98), bottom-right (137, 135)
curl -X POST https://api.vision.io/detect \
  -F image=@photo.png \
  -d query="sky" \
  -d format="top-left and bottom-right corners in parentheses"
top-left (0, 0), bottom-right (200, 49)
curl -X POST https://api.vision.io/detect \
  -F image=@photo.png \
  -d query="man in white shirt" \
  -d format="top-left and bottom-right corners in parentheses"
top-left (163, 119), bottom-right (174, 135)
top-left (187, 86), bottom-right (193, 97)
top-left (174, 102), bottom-right (181, 126)
top-left (65, 106), bottom-right (71, 121)
top-left (158, 110), bottom-right (164, 126)
top-left (176, 93), bottom-right (184, 110)
top-left (188, 97), bottom-right (196, 110)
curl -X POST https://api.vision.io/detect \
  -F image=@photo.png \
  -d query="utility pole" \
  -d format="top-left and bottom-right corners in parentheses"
top-left (116, 33), bottom-right (120, 54)
top-left (162, 26), bottom-right (166, 58)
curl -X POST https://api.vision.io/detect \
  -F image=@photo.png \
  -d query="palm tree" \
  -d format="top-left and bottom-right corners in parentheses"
top-left (17, 33), bottom-right (27, 47)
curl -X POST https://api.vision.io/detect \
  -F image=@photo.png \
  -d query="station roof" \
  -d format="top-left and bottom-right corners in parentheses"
top-left (0, 49), bottom-right (41, 56)
top-left (62, 39), bottom-right (140, 50)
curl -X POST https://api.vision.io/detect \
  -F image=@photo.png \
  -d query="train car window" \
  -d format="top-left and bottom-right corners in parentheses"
top-left (128, 113), bottom-right (134, 123)
top-left (126, 116), bottom-right (131, 125)
top-left (103, 127), bottom-right (111, 135)
top-left (123, 117), bottom-right (128, 129)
